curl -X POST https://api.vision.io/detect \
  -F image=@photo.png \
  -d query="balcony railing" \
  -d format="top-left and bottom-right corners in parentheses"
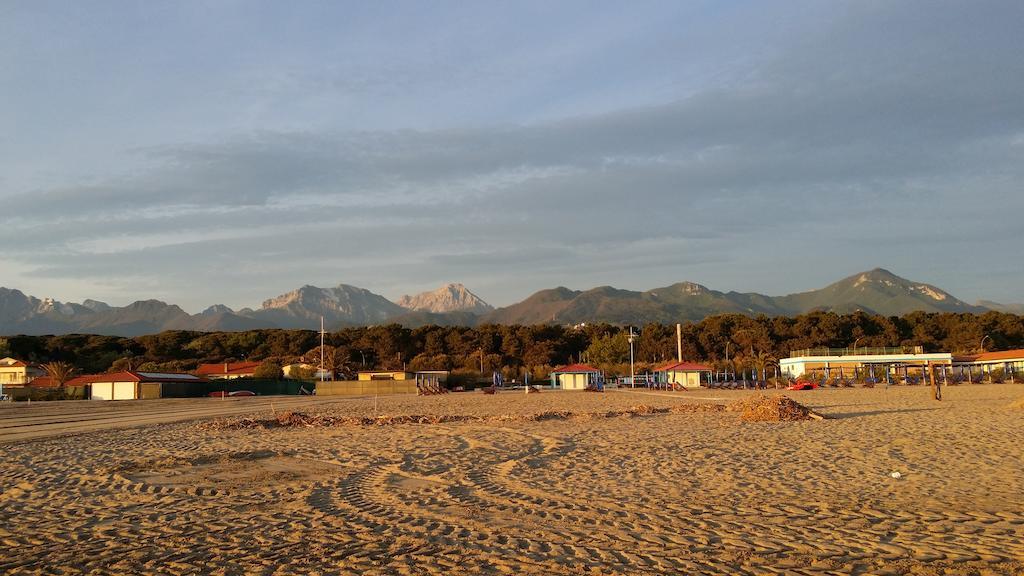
top-left (788, 346), bottom-right (924, 358)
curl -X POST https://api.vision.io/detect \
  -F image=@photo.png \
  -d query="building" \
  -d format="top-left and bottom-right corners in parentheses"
top-left (69, 371), bottom-right (208, 401)
top-left (652, 361), bottom-right (713, 388)
top-left (0, 357), bottom-right (44, 388)
top-left (196, 361), bottom-right (260, 380)
top-left (549, 364), bottom-right (603, 390)
top-left (25, 376), bottom-right (59, 388)
top-left (282, 363), bottom-right (333, 380)
top-left (357, 370), bottom-right (414, 381)
top-left (781, 347), bottom-right (952, 381)
top-left (952, 349), bottom-right (1024, 381)
top-left (413, 370), bottom-right (449, 382)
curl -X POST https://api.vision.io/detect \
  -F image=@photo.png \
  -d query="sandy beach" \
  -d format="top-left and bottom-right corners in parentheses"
top-left (2, 384), bottom-right (1022, 575)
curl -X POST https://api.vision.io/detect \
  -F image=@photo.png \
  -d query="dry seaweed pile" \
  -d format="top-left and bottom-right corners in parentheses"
top-left (199, 402), bottom-right (727, 430)
top-left (727, 394), bottom-right (823, 422)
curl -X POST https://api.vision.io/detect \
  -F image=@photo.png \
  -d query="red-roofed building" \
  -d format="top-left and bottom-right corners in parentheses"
top-left (653, 361), bottom-right (713, 389)
top-left (195, 361), bottom-right (260, 380)
top-left (67, 371), bottom-right (208, 400)
top-left (952, 348), bottom-right (1023, 381)
top-left (549, 363), bottom-right (603, 390)
top-left (26, 376), bottom-right (59, 388)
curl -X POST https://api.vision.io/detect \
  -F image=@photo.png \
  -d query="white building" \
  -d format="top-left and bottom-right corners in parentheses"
top-left (781, 347), bottom-right (952, 379)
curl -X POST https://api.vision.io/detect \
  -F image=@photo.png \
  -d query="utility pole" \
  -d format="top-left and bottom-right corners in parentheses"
top-left (676, 323), bottom-right (682, 363)
top-left (320, 316), bottom-right (326, 383)
top-left (628, 327), bottom-right (636, 388)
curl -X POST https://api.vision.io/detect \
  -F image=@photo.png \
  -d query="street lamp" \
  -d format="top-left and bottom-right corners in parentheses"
top-left (852, 337), bottom-right (863, 355)
top-left (628, 327), bottom-right (636, 388)
top-left (980, 334), bottom-right (991, 352)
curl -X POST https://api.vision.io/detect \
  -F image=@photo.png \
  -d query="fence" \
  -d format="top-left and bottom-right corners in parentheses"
top-left (789, 346), bottom-right (924, 357)
top-left (201, 379), bottom-right (312, 396)
top-left (316, 379), bottom-right (418, 396)
top-left (7, 386), bottom-right (88, 401)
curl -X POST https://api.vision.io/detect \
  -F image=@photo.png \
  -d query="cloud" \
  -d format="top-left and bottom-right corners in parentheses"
top-left (2, 1), bottom-right (1023, 309)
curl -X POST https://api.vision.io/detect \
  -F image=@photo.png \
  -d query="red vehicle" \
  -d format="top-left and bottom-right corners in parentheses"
top-left (208, 390), bottom-right (256, 398)
top-left (786, 380), bottom-right (819, 391)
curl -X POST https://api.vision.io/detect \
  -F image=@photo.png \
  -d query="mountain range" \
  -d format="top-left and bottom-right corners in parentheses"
top-left (0, 270), bottom-right (1017, 337)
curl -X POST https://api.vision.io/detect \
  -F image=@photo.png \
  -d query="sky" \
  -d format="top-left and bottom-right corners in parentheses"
top-left (2, 1), bottom-right (1023, 313)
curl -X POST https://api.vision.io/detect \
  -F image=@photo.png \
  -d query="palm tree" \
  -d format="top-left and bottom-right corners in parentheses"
top-left (41, 361), bottom-right (77, 388)
top-left (751, 351), bottom-right (779, 388)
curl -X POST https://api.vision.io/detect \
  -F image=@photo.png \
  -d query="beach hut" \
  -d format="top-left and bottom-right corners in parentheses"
top-left (549, 364), bottom-right (602, 390)
top-left (652, 361), bottom-right (713, 389)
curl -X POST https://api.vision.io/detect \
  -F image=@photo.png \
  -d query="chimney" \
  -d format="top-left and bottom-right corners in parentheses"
top-left (676, 323), bottom-right (683, 362)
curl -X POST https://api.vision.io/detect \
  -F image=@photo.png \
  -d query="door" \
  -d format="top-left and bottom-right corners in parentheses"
top-left (112, 381), bottom-right (136, 400)
top-left (91, 382), bottom-right (114, 401)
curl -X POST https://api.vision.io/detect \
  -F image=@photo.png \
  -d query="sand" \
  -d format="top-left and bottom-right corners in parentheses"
top-left (1, 384), bottom-right (1022, 575)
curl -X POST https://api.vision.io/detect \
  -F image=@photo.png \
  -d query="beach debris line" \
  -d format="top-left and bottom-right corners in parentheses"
top-left (726, 394), bottom-right (825, 422)
top-left (198, 402), bottom-right (730, 430)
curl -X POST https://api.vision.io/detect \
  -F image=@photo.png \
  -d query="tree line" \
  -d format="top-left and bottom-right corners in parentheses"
top-left (1, 310), bottom-right (1022, 381)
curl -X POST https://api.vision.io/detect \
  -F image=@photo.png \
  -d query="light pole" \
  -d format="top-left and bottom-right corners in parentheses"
top-left (980, 334), bottom-right (991, 352)
top-left (852, 337), bottom-right (863, 355)
top-left (628, 327), bottom-right (636, 388)
top-left (725, 341), bottom-right (732, 380)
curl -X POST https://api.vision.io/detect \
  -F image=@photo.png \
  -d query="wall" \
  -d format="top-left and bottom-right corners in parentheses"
top-left (667, 371), bottom-right (703, 387)
top-left (557, 373), bottom-right (591, 390)
top-left (139, 383), bottom-right (162, 400)
top-left (316, 379), bottom-right (418, 396)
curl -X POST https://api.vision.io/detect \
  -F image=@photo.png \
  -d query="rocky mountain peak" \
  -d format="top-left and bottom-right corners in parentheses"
top-left (201, 304), bottom-right (235, 316)
top-left (398, 283), bottom-right (493, 314)
top-left (81, 299), bottom-right (111, 312)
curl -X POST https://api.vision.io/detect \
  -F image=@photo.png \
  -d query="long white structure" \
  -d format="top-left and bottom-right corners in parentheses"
top-left (781, 347), bottom-right (952, 378)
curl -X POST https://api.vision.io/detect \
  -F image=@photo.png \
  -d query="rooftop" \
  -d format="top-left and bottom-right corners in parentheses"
top-left (551, 363), bottom-right (600, 373)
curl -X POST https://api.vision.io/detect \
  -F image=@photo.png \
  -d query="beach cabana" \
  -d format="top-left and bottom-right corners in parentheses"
top-left (549, 364), bottom-right (602, 390)
top-left (653, 361), bottom-right (712, 389)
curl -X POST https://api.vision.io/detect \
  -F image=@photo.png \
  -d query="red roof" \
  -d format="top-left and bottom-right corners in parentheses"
top-left (654, 361), bottom-right (713, 372)
top-left (66, 371), bottom-right (207, 386)
top-left (551, 363), bottom-right (601, 374)
top-left (954, 349), bottom-right (1024, 363)
top-left (27, 376), bottom-right (58, 388)
top-left (0, 357), bottom-right (31, 368)
top-left (196, 362), bottom-right (260, 376)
